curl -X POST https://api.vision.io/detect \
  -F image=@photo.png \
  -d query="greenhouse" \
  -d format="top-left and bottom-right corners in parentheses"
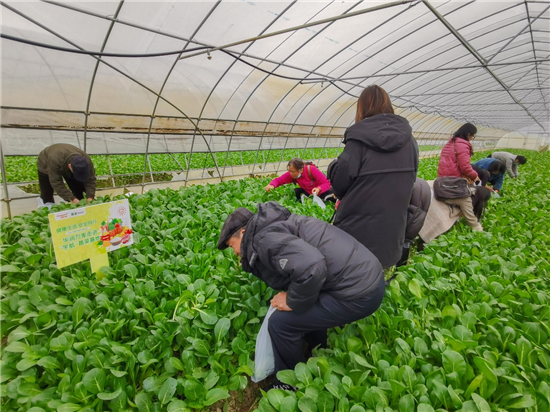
top-left (1, 0), bottom-right (549, 411)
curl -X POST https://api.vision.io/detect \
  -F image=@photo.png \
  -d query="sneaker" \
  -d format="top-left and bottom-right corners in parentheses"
top-left (264, 382), bottom-right (297, 392)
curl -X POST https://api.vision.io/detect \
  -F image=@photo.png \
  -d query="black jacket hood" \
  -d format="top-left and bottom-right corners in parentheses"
top-left (344, 113), bottom-right (412, 153)
top-left (241, 202), bottom-right (290, 272)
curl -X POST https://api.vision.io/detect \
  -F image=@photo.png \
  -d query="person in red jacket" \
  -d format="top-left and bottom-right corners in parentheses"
top-left (265, 158), bottom-right (336, 203)
top-left (437, 123), bottom-right (483, 231)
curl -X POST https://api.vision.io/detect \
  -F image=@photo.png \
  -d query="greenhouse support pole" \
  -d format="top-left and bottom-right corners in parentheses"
top-left (0, 136), bottom-right (12, 220)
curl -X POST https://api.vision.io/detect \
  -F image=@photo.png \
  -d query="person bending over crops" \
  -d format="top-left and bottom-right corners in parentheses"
top-left (487, 151), bottom-right (527, 179)
top-left (418, 182), bottom-right (491, 246)
top-left (37, 143), bottom-right (96, 205)
top-left (437, 123), bottom-right (483, 231)
top-left (218, 201), bottom-right (384, 391)
top-left (472, 158), bottom-right (506, 193)
top-left (329, 85), bottom-right (419, 268)
top-left (265, 158), bottom-right (336, 203)
top-left (394, 178), bottom-right (431, 269)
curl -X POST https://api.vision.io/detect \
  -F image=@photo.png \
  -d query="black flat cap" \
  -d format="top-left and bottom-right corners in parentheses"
top-left (70, 155), bottom-right (90, 182)
top-left (217, 208), bottom-right (254, 250)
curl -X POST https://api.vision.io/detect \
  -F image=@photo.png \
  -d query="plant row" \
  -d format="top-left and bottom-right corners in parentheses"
top-left (1, 150), bottom-right (546, 412)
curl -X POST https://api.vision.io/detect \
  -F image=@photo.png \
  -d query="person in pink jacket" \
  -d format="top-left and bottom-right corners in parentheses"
top-left (266, 158), bottom-right (336, 203)
top-left (437, 123), bottom-right (483, 231)
top-left (437, 122), bottom-right (480, 183)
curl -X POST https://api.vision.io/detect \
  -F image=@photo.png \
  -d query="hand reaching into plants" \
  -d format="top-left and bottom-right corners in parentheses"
top-left (271, 291), bottom-right (292, 311)
top-left (72, 198), bottom-right (80, 204)
top-left (312, 187), bottom-right (321, 195)
top-left (87, 198), bottom-right (93, 203)
top-left (265, 184), bottom-right (275, 192)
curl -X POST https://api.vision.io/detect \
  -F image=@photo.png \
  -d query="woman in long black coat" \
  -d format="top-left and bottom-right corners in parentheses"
top-left (330, 85), bottom-right (419, 268)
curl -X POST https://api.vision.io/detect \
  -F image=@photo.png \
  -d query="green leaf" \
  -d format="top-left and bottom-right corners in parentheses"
top-left (204, 388), bottom-right (230, 406)
top-left (507, 394), bottom-right (535, 409)
top-left (137, 350), bottom-right (155, 364)
top-left (1, 264), bottom-right (20, 273)
top-left (167, 399), bottom-right (190, 412)
top-left (7, 326), bottom-right (30, 343)
top-left (298, 395), bottom-right (318, 412)
top-left (56, 404), bottom-right (81, 412)
top-left (399, 393), bottom-right (415, 412)
top-left (414, 337), bottom-right (429, 356)
top-left (316, 392), bottom-right (334, 412)
top-left (135, 392), bottom-right (154, 412)
top-left (417, 404), bottom-right (435, 412)
top-left (98, 387), bottom-right (122, 400)
top-left (442, 349), bottom-right (467, 376)
top-left (346, 337), bottom-right (363, 353)
top-left (16, 358), bottom-right (37, 371)
top-left (473, 357), bottom-right (497, 383)
top-left (277, 370), bottom-right (298, 387)
top-left (296, 363), bottom-right (313, 385)
top-left (281, 396), bottom-right (298, 412)
top-left (516, 337), bottom-right (533, 366)
top-left (349, 406), bottom-right (365, 412)
top-left (82, 368), bottom-right (106, 394)
top-left (408, 279), bottom-right (423, 299)
top-left (465, 375), bottom-right (483, 399)
top-left (5, 341), bottom-right (29, 353)
top-left (204, 371), bottom-right (219, 390)
top-left (37, 356), bottom-right (61, 370)
top-left (199, 309), bottom-right (218, 325)
top-left (214, 318), bottom-right (231, 343)
top-left (192, 339), bottom-right (210, 355)
top-left (267, 389), bottom-right (286, 410)
top-left (71, 297), bottom-right (90, 324)
top-left (110, 369), bottom-right (127, 377)
top-left (158, 377), bottom-right (177, 406)
top-left (471, 393), bottom-right (491, 412)
top-left (184, 379), bottom-right (206, 401)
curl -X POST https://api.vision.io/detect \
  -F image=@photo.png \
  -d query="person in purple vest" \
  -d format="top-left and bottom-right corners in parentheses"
top-left (265, 158), bottom-right (336, 203)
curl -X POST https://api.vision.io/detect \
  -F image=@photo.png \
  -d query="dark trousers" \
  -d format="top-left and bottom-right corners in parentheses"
top-left (268, 278), bottom-right (385, 373)
top-left (38, 171), bottom-right (86, 203)
top-left (294, 187), bottom-right (337, 203)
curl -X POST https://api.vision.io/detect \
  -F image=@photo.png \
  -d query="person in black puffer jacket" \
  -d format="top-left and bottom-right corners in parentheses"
top-left (217, 202), bottom-right (385, 387)
top-left (329, 85), bottom-right (419, 268)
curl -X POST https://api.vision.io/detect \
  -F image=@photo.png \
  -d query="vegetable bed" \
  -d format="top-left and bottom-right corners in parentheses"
top-left (1, 150), bottom-right (548, 412)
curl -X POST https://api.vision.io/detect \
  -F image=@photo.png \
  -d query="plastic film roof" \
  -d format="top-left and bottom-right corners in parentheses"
top-left (1, 0), bottom-right (549, 157)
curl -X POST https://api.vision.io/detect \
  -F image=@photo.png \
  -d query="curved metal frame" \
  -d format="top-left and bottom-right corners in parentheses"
top-left (1, 0), bottom-right (549, 219)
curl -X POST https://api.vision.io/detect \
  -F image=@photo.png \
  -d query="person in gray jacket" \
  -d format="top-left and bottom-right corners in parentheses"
top-left (488, 151), bottom-right (526, 179)
top-left (218, 202), bottom-right (385, 389)
top-left (394, 178), bottom-right (431, 270)
top-left (37, 143), bottom-right (96, 205)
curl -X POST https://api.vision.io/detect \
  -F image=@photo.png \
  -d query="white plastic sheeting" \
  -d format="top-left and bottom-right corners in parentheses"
top-left (1, 0), bottom-right (548, 156)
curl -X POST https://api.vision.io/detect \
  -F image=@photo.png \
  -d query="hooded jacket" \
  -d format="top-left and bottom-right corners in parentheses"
top-left (437, 137), bottom-right (478, 181)
top-left (37, 144), bottom-right (96, 201)
top-left (240, 202), bottom-right (384, 314)
top-left (330, 113), bottom-right (418, 268)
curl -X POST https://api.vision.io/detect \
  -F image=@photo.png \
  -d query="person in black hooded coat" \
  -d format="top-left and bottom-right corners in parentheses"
top-left (217, 201), bottom-right (385, 388)
top-left (329, 85), bottom-right (418, 268)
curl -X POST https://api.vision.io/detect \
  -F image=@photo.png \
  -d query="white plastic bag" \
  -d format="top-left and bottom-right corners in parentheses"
top-left (251, 306), bottom-right (277, 382)
top-left (312, 193), bottom-right (326, 209)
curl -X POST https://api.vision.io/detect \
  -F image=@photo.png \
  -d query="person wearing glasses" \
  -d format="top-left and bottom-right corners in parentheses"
top-left (436, 123), bottom-right (483, 231)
